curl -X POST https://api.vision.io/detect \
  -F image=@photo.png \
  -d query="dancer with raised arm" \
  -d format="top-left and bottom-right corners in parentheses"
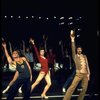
top-left (2, 41), bottom-right (32, 100)
top-left (30, 38), bottom-right (51, 99)
top-left (2, 41), bottom-right (23, 94)
top-left (63, 30), bottom-right (90, 100)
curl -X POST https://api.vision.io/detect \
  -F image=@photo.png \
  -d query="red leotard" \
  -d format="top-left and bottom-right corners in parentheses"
top-left (33, 45), bottom-right (49, 74)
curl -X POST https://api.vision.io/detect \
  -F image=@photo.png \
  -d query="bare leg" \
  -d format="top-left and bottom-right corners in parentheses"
top-left (2, 85), bottom-right (10, 94)
top-left (2, 73), bottom-right (18, 94)
top-left (31, 71), bottom-right (45, 92)
top-left (41, 71), bottom-right (51, 98)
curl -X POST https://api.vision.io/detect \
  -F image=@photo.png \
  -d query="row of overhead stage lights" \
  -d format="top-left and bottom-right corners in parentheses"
top-left (4, 16), bottom-right (82, 26)
top-left (4, 16), bottom-right (64, 19)
top-left (3, 16), bottom-right (82, 37)
top-left (4, 16), bottom-right (82, 20)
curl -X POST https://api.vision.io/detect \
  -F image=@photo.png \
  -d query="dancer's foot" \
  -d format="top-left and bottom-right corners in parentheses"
top-left (2, 86), bottom-right (10, 94)
top-left (62, 88), bottom-right (66, 93)
top-left (41, 94), bottom-right (48, 99)
top-left (18, 87), bottom-right (22, 93)
top-left (2, 89), bottom-right (7, 94)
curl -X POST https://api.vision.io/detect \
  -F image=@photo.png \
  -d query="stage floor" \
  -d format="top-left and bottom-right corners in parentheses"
top-left (1, 69), bottom-right (99, 100)
top-left (1, 93), bottom-right (99, 100)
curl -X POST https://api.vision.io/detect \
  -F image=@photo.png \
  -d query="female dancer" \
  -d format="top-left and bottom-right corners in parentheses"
top-left (30, 38), bottom-right (51, 99)
top-left (2, 42), bottom-right (32, 100)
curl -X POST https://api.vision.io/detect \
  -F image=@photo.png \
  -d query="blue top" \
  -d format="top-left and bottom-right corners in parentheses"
top-left (16, 60), bottom-right (30, 79)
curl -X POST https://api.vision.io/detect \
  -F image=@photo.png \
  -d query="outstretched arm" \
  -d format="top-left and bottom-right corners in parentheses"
top-left (29, 38), bottom-right (40, 62)
top-left (9, 41), bottom-right (13, 54)
top-left (70, 30), bottom-right (76, 60)
top-left (2, 42), bottom-right (13, 64)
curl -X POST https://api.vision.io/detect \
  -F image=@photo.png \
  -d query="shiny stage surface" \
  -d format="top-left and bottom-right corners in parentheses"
top-left (1, 93), bottom-right (99, 100)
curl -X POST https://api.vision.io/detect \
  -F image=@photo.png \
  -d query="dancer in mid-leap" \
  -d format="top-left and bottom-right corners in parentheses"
top-left (2, 41), bottom-right (32, 100)
top-left (30, 38), bottom-right (51, 99)
top-left (63, 30), bottom-right (90, 100)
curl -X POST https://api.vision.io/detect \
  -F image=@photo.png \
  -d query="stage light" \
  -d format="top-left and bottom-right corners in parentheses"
top-left (60, 22), bottom-right (64, 25)
top-left (77, 35), bottom-right (80, 37)
top-left (60, 17), bottom-right (64, 20)
top-left (11, 16), bottom-right (13, 18)
top-left (39, 17), bottom-right (41, 19)
top-left (26, 16), bottom-right (28, 19)
top-left (68, 17), bottom-right (73, 19)
top-left (46, 17), bottom-right (49, 20)
top-left (68, 22), bottom-right (73, 25)
top-left (32, 16), bottom-right (34, 18)
top-left (78, 28), bottom-right (81, 31)
top-left (59, 22), bottom-right (64, 25)
top-left (54, 16), bottom-right (56, 19)
top-left (18, 16), bottom-right (21, 18)
top-left (4, 16), bottom-right (7, 18)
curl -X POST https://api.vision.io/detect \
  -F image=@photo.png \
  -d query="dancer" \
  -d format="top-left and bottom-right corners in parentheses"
top-left (43, 34), bottom-right (56, 78)
top-left (47, 48), bottom-right (56, 79)
top-left (22, 40), bottom-right (34, 71)
top-left (63, 30), bottom-right (90, 100)
top-left (2, 41), bottom-right (32, 100)
top-left (2, 41), bottom-right (23, 94)
top-left (30, 38), bottom-right (51, 99)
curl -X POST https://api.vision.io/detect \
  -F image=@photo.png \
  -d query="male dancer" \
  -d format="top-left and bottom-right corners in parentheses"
top-left (63, 30), bottom-right (90, 100)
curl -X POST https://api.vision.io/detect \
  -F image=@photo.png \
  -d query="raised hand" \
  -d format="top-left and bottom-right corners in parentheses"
top-left (2, 42), bottom-right (6, 48)
top-left (70, 30), bottom-right (75, 37)
top-left (70, 30), bottom-right (75, 40)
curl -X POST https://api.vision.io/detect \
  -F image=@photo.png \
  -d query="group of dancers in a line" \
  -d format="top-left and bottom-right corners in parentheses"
top-left (2, 30), bottom-right (90, 100)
